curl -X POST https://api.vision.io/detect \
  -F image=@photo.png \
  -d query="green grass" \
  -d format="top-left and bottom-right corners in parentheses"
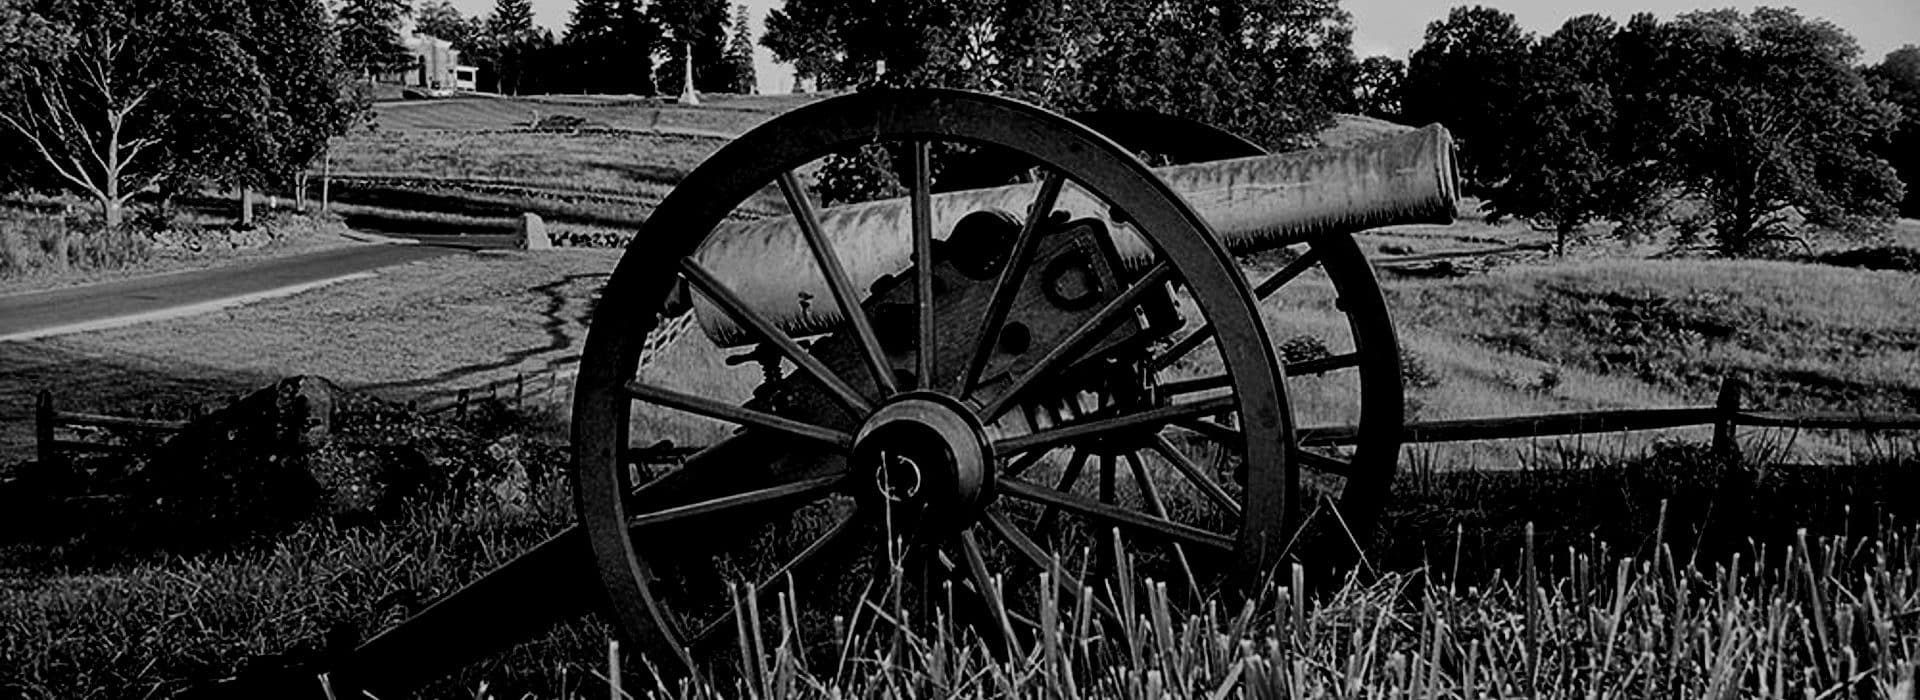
top-left (1390, 258), bottom-right (1920, 416)
top-left (330, 130), bottom-right (723, 194)
top-left (5, 439), bottom-right (1918, 699)
top-left (0, 249), bottom-right (619, 461)
top-left (368, 94), bottom-right (825, 134)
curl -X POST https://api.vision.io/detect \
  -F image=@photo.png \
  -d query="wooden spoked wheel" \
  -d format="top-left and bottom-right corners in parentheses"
top-left (572, 89), bottom-right (1304, 679)
top-left (1068, 111), bottom-right (1405, 554)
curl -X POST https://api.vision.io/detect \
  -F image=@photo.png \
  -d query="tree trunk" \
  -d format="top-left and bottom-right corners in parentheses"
top-left (240, 188), bottom-right (254, 227)
top-left (102, 197), bottom-right (122, 235)
top-left (51, 215), bottom-right (71, 272)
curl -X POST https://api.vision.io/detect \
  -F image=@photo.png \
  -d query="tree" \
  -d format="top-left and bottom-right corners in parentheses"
top-left (760, 0), bottom-right (1355, 150)
top-left (725, 4), bottom-right (756, 93)
top-left (1647, 8), bottom-right (1902, 253)
top-left (565, 0), bottom-right (657, 94)
top-left (2, 0), bottom-right (353, 238)
top-left (1, 25), bottom-right (160, 240)
top-left (652, 0), bottom-right (729, 95)
top-left (0, 0), bottom-right (71, 192)
top-left (336, 0), bottom-right (412, 82)
top-left (1483, 15), bottom-right (1628, 253)
top-left (1351, 56), bottom-right (1404, 120)
top-left (238, 0), bottom-right (357, 189)
top-left (417, 0), bottom-right (481, 49)
top-left (1403, 5), bottom-right (1534, 190)
top-left (1866, 46), bottom-right (1920, 217)
top-left (485, 0), bottom-right (541, 95)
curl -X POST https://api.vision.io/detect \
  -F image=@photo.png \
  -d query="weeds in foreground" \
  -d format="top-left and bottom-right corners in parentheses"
top-left (4, 448), bottom-right (1919, 698)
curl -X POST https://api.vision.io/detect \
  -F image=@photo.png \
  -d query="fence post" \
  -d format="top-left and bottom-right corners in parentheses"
top-left (516, 373), bottom-right (525, 410)
top-left (35, 390), bottom-right (56, 467)
top-left (457, 389), bottom-right (470, 420)
top-left (1713, 375), bottom-right (1743, 465)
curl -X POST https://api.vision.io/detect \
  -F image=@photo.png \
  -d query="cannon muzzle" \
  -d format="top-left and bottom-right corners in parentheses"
top-left (692, 124), bottom-right (1457, 347)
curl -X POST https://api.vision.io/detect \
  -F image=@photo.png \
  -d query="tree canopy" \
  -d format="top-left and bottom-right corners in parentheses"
top-left (335, 0), bottom-right (412, 81)
top-left (760, 0), bottom-right (1356, 151)
top-left (1649, 8), bottom-right (1902, 252)
top-left (725, 3), bottom-right (756, 94)
top-left (1403, 5), bottom-right (1533, 190)
top-left (1866, 45), bottom-right (1920, 217)
top-left (0, 0), bottom-right (355, 230)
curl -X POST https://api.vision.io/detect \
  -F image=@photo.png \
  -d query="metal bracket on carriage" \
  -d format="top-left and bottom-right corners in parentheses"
top-left (737, 207), bottom-right (1184, 440)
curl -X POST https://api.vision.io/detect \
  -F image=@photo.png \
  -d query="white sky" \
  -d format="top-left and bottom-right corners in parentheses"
top-left (444, 0), bottom-right (1920, 95)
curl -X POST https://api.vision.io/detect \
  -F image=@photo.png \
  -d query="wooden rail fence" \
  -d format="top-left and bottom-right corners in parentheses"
top-left (33, 376), bottom-right (1919, 466)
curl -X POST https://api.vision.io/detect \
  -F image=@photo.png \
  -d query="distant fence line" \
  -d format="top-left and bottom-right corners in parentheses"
top-left (34, 375), bottom-right (1918, 467)
top-left (34, 356), bottom-right (584, 464)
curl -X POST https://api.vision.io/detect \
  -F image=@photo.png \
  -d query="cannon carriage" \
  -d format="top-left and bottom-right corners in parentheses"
top-left (199, 88), bottom-right (1460, 698)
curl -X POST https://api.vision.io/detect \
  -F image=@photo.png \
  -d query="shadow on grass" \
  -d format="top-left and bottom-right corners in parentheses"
top-left (0, 339), bottom-right (275, 462)
top-left (357, 272), bottom-right (607, 396)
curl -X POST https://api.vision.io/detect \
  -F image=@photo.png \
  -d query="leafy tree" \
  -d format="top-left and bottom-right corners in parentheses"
top-left (2, 0), bottom-right (353, 235)
top-left (1351, 55), bottom-right (1405, 120)
top-left (417, 0), bottom-right (481, 49)
top-left (336, 0), bottom-right (412, 82)
top-left (759, 0), bottom-right (839, 89)
top-left (653, 0), bottom-right (730, 95)
top-left (1484, 15), bottom-right (1627, 253)
top-left (1404, 5), bottom-right (1533, 190)
top-left (485, 0), bottom-right (541, 94)
top-left (725, 3), bottom-right (756, 93)
top-left (237, 0), bottom-right (357, 188)
top-left (1647, 8), bottom-right (1902, 253)
top-left (565, 0), bottom-right (658, 94)
top-left (1866, 46), bottom-right (1920, 217)
top-left (0, 0), bottom-right (71, 192)
top-left (761, 0), bottom-right (1355, 150)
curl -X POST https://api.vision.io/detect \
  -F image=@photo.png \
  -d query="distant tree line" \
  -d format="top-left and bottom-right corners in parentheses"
top-left (1396, 6), bottom-right (1910, 256)
top-left (390, 0), bottom-right (759, 97)
top-left (757, 1), bottom-right (1913, 257)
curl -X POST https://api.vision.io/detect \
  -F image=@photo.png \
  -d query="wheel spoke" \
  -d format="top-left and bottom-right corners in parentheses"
top-left (689, 507), bottom-right (868, 645)
top-left (959, 171), bottom-right (1067, 394)
top-left (625, 381), bottom-right (852, 448)
top-left (1172, 417), bottom-right (1241, 447)
top-left (1001, 446), bottom-right (1054, 479)
top-left (980, 262), bottom-right (1174, 420)
top-left (1288, 352), bottom-right (1363, 377)
top-left (1291, 447), bottom-right (1354, 477)
top-left (1148, 435), bottom-right (1242, 519)
top-left (1035, 447), bottom-right (1089, 533)
top-left (1124, 450), bottom-right (1201, 597)
top-left (957, 528), bottom-right (1021, 655)
top-left (778, 171), bottom-right (897, 397)
top-left (911, 140), bottom-right (937, 390)
top-left (1160, 374), bottom-right (1231, 397)
top-left (980, 509), bottom-right (1119, 621)
top-left (1146, 248), bottom-right (1322, 373)
top-left (627, 473), bottom-right (844, 529)
top-left (996, 394), bottom-right (1235, 456)
top-left (679, 259), bottom-right (872, 415)
top-left (998, 477), bottom-right (1235, 553)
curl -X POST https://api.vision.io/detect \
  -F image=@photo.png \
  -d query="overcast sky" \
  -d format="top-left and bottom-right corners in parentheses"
top-left (444, 0), bottom-right (1920, 95)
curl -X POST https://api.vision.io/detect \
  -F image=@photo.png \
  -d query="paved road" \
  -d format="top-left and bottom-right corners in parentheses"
top-left (0, 243), bottom-right (462, 341)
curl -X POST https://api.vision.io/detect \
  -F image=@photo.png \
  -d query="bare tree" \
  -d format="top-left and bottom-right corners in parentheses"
top-left (2, 27), bottom-right (162, 241)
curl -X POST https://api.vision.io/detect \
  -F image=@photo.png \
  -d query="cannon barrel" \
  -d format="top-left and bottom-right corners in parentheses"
top-left (693, 123), bottom-right (1457, 347)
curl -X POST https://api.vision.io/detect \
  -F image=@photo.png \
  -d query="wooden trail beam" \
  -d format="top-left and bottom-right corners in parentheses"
top-left (1299, 407), bottom-right (1722, 446)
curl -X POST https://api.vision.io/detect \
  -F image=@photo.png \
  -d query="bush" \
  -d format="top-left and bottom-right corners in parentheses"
top-left (1815, 244), bottom-right (1920, 272)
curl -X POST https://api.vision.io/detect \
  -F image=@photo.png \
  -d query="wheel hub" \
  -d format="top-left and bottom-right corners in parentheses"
top-left (853, 393), bottom-right (993, 527)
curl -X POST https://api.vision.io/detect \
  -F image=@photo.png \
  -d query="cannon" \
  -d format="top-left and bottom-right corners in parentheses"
top-left (198, 88), bottom-right (1458, 697)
